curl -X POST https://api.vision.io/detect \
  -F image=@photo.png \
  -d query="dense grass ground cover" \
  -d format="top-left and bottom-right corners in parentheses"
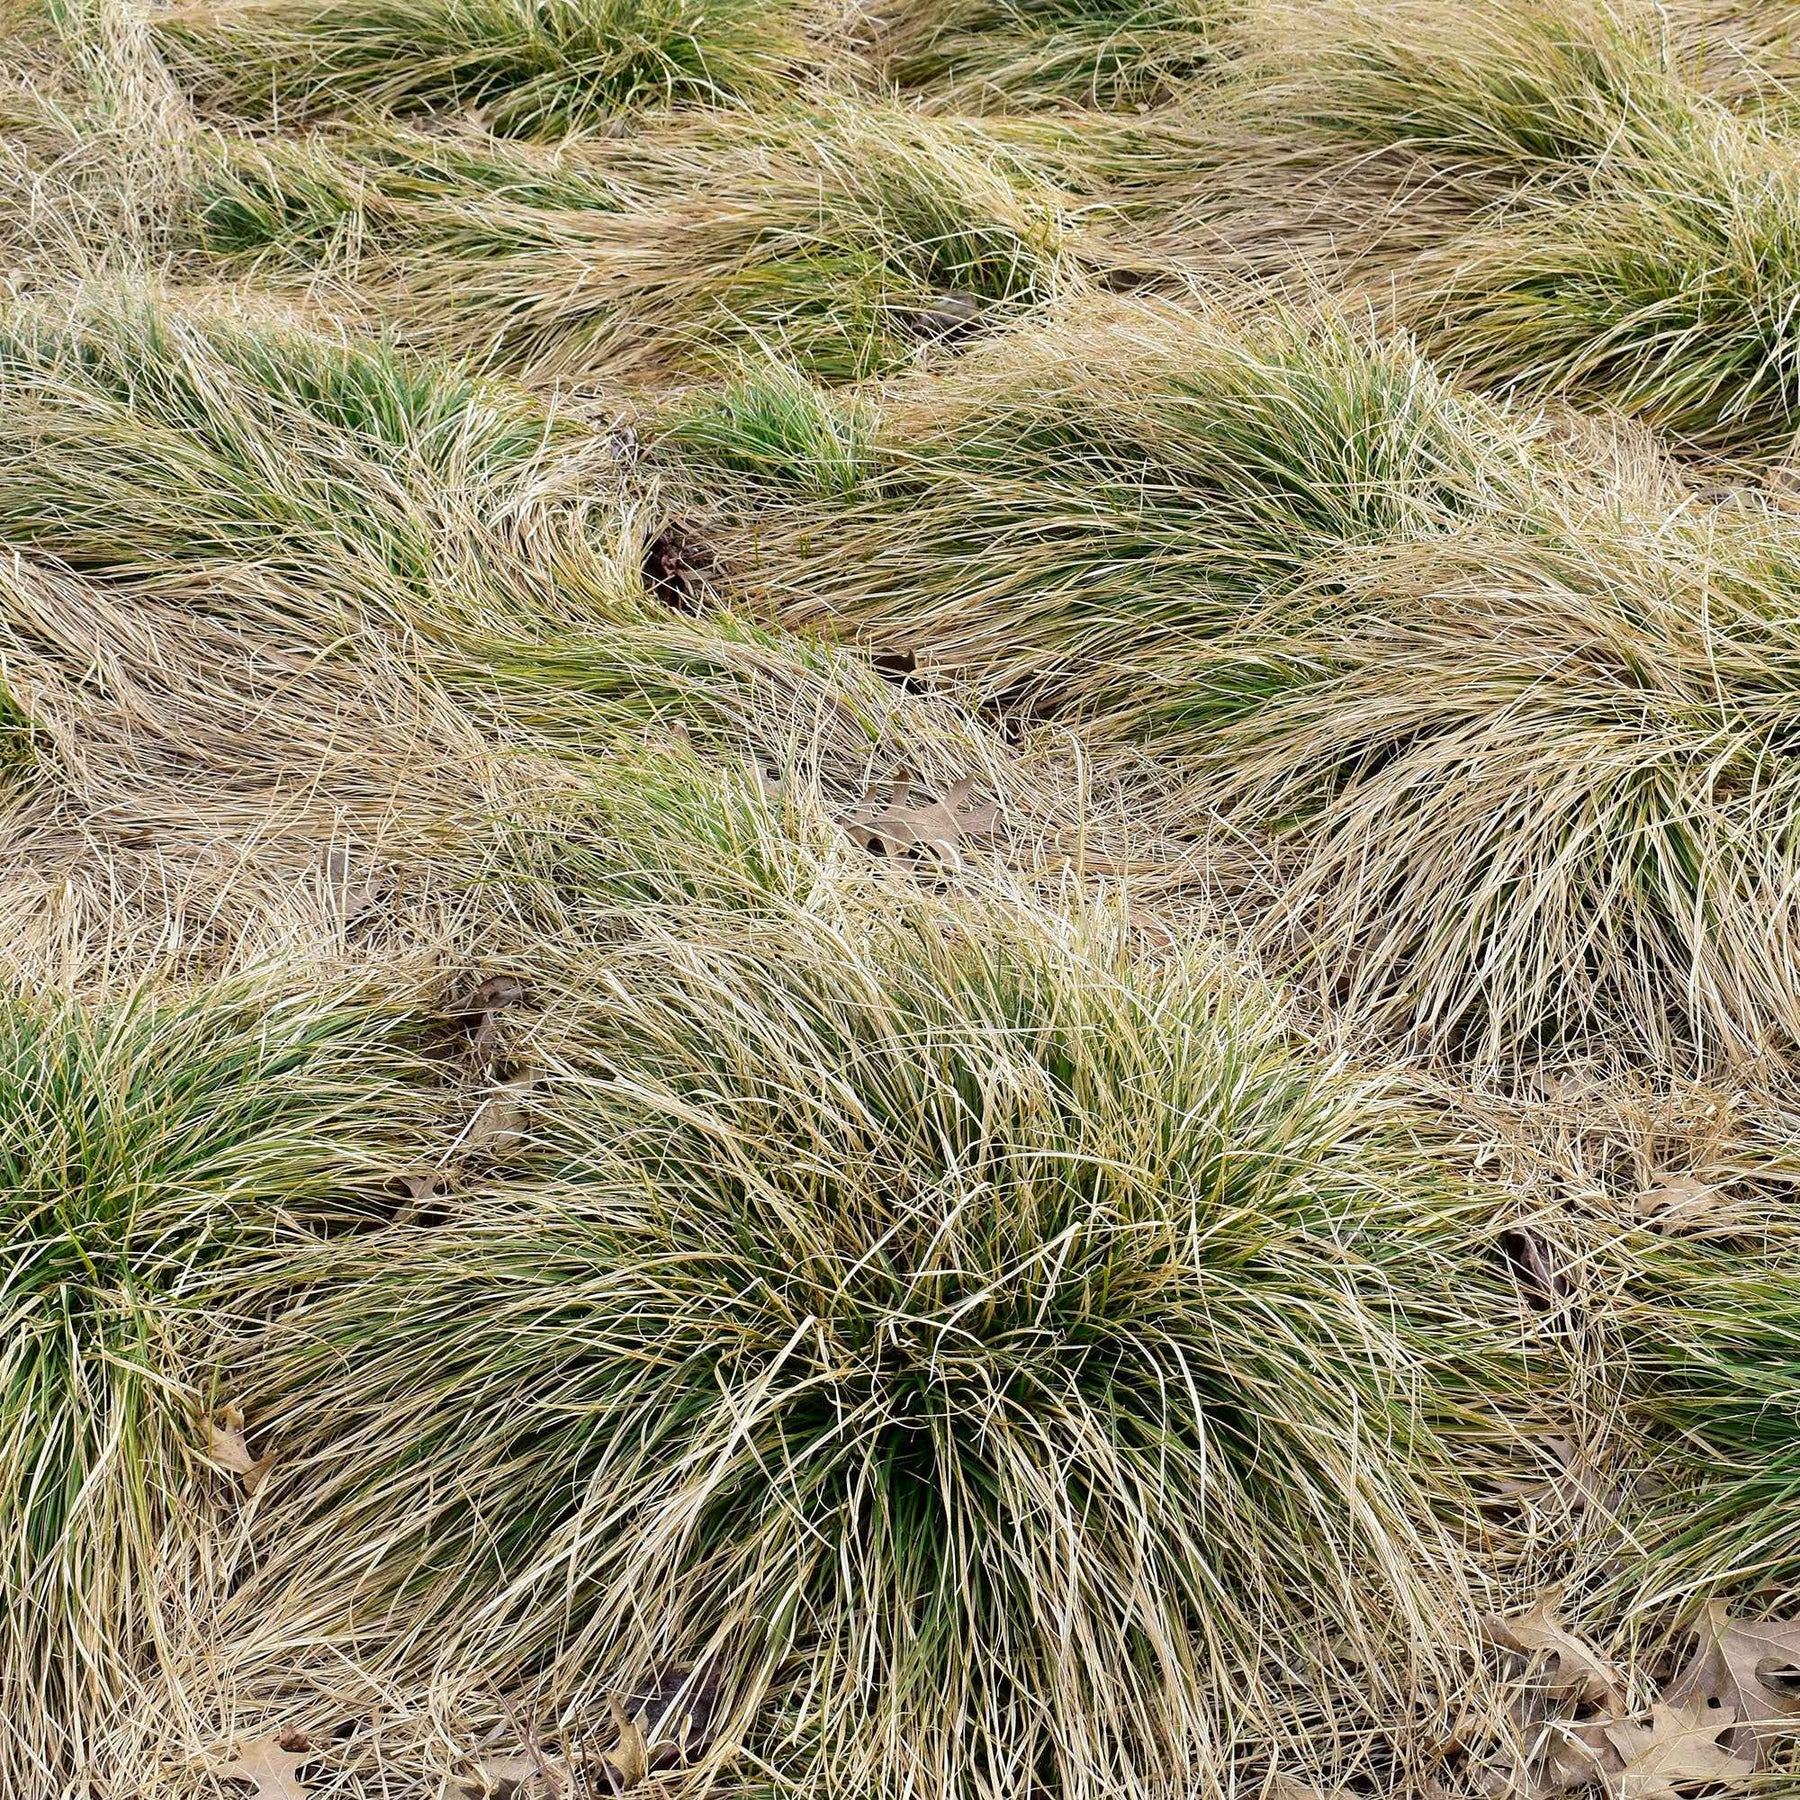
top-left (12, 2), bottom-right (1800, 1798)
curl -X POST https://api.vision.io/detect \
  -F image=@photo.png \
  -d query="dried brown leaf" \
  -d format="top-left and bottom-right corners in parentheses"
top-left (1268, 1777), bottom-right (1354, 1800)
top-left (1490, 1437), bottom-right (1613, 1516)
top-left (1665, 1601), bottom-right (1800, 1763)
top-left (596, 1686), bottom-right (708, 1791)
top-left (1484, 1597), bottom-right (1622, 1707)
top-left (467, 974), bottom-right (526, 1015)
top-left (605, 1694), bottom-right (654, 1788)
top-left (463, 1073), bottom-right (533, 1160)
top-left (1500, 1228), bottom-right (1572, 1307)
top-left (1603, 1700), bottom-right (1753, 1799)
top-left (213, 1730), bottom-right (314, 1799)
top-left (842, 767), bottom-right (1002, 865)
top-left (209, 1403), bottom-right (274, 1496)
top-left (450, 1751), bottom-right (541, 1797)
top-left (1538, 1716), bottom-right (1625, 1794)
top-left (1634, 1173), bottom-right (1723, 1235)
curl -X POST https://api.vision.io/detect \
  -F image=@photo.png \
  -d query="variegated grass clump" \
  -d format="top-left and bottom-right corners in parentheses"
top-left (214, 754), bottom-right (1519, 1799)
top-left (1606, 1177), bottom-right (1800, 1607)
top-left (1185, 508), bottom-right (1800, 1071)
top-left (879, 0), bottom-right (1240, 112)
top-left (0, 981), bottom-right (423, 1794)
top-left (157, 0), bottom-right (839, 137)
top-left (192, 104), bottom-right (1077, 384)
top-left (0, 284), bottom-right (633, 636)
top-left (672, 293), bottom-right (1800, 1073)
top-left (669, 292), bottom-right (1560, 740)
top-left (1081, 0), bottom-right (1800, 455)
top-left (0, 283), bottom-right (1081, 989)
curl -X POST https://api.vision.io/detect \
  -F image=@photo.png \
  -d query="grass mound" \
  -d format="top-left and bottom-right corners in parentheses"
top-left (1192, 514), bottom-right (1800, 1069)
top-left (0, 286), bottom-right (624, 633)
top-left (1402, 111), bottom-right (1800, 458)
top-left (194, 106), bottom-right (1076, 384)
top-left (1612, 1214), bottom-right (1800, 1602)
top-left (158, 0), bottom-right (832, 136)
top-left (676, 298), bottom-right (1800, 1071)
top-left (22, 0), bottom-right (1800, 1791)
top-left (672, 294), bottom-right (1554, 740)
top-left (222, 785), bottom-right (1512, 1796)
top-left (0, 981), bottom-right (420, 1791)
top-left (879, 0), bottom-right (1238, 112)
top-left (1085, 0), bottom-right (1800, 455)
top-left (0, 282), bottom-right (1070, 981)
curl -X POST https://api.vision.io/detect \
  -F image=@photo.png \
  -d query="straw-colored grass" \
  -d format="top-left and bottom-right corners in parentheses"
top-left (208, 763), bottom-right (1519, 1798)
top-left (0, 979), bottom-right (423, 1793)
top-left (16, 0), bottom-right (1800, 1792)
top-left (671, 293), bottom-right (1559, 734)
top-left (158, 0), bottom-right (837, 137)
top-left (879, 0), bottom-right (1239, 112)
top-left (192, 105), bottom-right (1078, 384)
top-left (674, 295), bottom-right (1800, 1071)
top-left (1191, 510), bottom-right (1800, 1070)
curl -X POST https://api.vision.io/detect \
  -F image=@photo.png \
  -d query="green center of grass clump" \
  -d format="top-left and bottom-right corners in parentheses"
top-left (0, 984), bottom-right (419, 1783)
top-left (244, 865), bottom-right (1512, 1796)
top-left (0, 677), bottom-right (32, 776)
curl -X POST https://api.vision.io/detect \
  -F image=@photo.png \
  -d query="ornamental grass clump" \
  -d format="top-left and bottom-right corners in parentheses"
top-left (1248, 1), bottom-right (1800, 455)
top-left (0, 982), bottom-right (421, 1793)
top-left (0, 288), bottom-right (626, 636)
top-left (194, 104), bottom-right (1077, 384)
top-left (1608, 1214), bottom-right (1800, 1604)
top-left (1402, 107), bottom-right (1800, 458)
top-left (158, 0), bottom-right (830, 137)
top-left (879, 0), bottom-right (1240, 113)
top-left (674, 293), bottom-right (1555, 733)
top-left (222, 785), bottom-right (1518, 1798)
top-left (1187, 505), bottom-right (1800, 1071)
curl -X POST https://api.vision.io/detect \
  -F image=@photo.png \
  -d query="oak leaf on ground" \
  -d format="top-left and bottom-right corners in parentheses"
top-left (841, 767), bottom-right (1001, 866)
top-left (213, 1730), bottom-right (314, 1799)
top-left (1665, 1601), bottom-right (1800, 1763)
top-left (1489, 1436), bottom-right (1613, 1517)
top-left (208, 1402), bottom-right (275, 1495)
top-left (1603, 1701), bottom-right (1753, 1799)
top-left (1634, 1172), bottom-right (1738, 1236)
top-left (1484, 1597), bottom-right (1622, 1708)
top-left (1536, 1716), bottom-right (1625, 1794)
top-left (1267, 1777), bottom-right (1353, 1800)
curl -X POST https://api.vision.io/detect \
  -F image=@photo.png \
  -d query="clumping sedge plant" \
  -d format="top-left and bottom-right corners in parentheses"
top-left (0, 676), bottom-right (31, 775)
top-left (193, 105), bottom-right (1077, 384)
top-left (1611, 1220), bottom-right (1800, 1605)
top-left (222, 767), bottom-right (1521, 1799)
top-left (1403, 107), bottom-right (1800, 457)
top-left (662, 356), bottom-right (875, 497)
top-left (157, 0), bottom-right (828, 135)
top-left (1186, 508), bottom-right (1800, 1070)
top-left (0, 288), bottom-right (636, 638)
top-left (880, 0), bottom-right (1240, 112)
top-left (0, 982), bottom-right (422, 1792)
top-left (675, 292), bottom-right (1557, 732)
